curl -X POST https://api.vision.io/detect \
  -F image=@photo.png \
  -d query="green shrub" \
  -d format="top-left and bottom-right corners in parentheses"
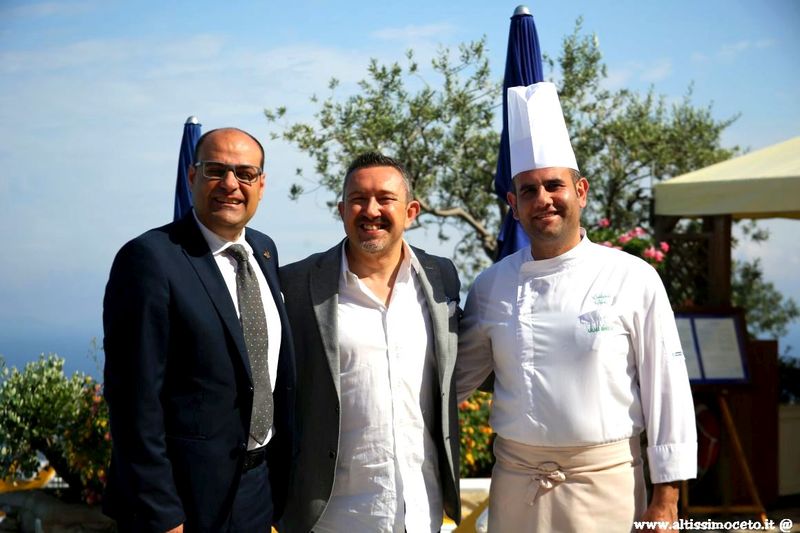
top-left (0, 354), bottom-right (111, 504)
top-left (458, 390), bottom-right (495, 477)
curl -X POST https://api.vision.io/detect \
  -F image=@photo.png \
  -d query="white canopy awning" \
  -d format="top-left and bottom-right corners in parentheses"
top-left (653, 136), bottom-right (800, 220)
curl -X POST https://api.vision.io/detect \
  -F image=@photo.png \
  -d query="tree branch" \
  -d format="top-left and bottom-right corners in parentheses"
top-left (417, 197), bottom-right (496, 256)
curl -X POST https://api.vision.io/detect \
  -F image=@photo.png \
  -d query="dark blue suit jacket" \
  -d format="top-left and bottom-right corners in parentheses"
top-left (102, 213), bottom-right (295, 532)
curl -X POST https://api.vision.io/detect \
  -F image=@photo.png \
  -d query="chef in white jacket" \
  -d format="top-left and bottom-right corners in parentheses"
top-left (456, 82), bottom-right (696, 532)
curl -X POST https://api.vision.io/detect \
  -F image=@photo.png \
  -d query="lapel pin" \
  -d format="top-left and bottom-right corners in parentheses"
top-left (263, 250), bottom-right (271, 260)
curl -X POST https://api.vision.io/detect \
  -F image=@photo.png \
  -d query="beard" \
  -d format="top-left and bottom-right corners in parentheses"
top-left (354, 216), bottom-right (392, 254)
top-left (359, 237), bottom-right (387, 253)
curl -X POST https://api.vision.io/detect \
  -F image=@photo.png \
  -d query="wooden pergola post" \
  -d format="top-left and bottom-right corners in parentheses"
top-left (705, 214), bottom-right (732, 305)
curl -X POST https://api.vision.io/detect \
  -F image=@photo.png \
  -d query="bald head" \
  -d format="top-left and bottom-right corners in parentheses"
top-left (194, 127), bottom-right (265, 168)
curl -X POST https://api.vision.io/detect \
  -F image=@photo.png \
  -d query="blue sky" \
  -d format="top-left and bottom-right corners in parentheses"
top-left (1, 0), bottom-right (798, 377)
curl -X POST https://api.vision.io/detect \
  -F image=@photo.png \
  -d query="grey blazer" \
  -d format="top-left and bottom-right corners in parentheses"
top-left (279, 240), bottom-right (461, 532)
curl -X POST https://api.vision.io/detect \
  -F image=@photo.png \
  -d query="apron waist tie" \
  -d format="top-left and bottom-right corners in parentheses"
top-left (526, 462), bottom-right (566, 506)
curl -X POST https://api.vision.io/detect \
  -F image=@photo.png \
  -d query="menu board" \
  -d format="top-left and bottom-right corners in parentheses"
top-left (675, 313), bottom-right (748, 384)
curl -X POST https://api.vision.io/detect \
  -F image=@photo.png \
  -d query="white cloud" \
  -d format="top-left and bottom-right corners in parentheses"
top-left (1, 1), bottom-right (96, 18)
top-left (371, 23), bottom-right (456, 41)
top-left (0, 34), bottom-right (228, 75)
top-left (366, 22), bottom-right (462, 67)
top-left (719, 40), bottom-right (752, 60)
top-left (734, 219), bottom-right (800, 287)
top-left (693, 39), bottom-right (778, 65)
top-left (0, 32), bottom-right (386, 286)
top-left (604, 58), bottom-right (672, 89)
top-left (604, 66), bottom-right (633, 90)
top-left (640, 59), bottom-right (672, 83)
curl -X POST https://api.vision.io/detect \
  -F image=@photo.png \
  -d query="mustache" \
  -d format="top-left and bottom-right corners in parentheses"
top-left (357, 216), bottom-right (389, 225)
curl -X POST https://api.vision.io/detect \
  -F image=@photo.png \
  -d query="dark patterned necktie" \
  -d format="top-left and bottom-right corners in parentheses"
top-left (226, 244), bottom-right (273, 445)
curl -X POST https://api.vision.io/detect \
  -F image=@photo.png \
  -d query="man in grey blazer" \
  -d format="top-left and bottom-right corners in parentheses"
top-left (280, 152), bottom-right (461, 532)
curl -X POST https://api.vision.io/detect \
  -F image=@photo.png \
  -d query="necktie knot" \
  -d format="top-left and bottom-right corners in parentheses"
top-left (226, 244), bottom-right (248, 264)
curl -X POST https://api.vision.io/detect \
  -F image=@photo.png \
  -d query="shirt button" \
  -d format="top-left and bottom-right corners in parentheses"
top-left (329, 450), bottom-right (336, 459)
top-left (335, 405), bottom-right (340, 414)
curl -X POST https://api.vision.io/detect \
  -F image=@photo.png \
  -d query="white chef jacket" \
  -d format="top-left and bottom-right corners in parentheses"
top-left (456, 231), bottom-right (697, 483)
top-left (314, 242), bottom-right (443, 532)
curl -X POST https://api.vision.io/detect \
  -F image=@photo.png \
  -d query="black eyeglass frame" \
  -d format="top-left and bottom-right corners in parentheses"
top-left (193, 160), bottom-right (263, 185)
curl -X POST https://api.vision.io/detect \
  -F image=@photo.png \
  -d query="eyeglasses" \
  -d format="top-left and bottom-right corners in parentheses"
top-left (194, 161), bottom-right (263, 185)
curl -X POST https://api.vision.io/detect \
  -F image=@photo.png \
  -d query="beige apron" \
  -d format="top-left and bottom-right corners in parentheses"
top-left (488, 436), bottom-right (647, 532)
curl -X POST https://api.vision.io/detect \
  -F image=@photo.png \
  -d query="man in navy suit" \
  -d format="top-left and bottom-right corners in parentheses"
top-left (103, 128), bottom-right (295, 532)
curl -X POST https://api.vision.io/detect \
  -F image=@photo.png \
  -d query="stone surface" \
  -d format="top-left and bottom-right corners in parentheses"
top-left (0, 491), bottom-right (114, 533)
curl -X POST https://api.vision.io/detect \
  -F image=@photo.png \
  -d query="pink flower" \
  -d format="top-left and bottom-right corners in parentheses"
top-left (598, 218), bottom-right (610, 228)
top-left (643, 246), bottom-right (657, 259)
top-left (659, 241), bottom-right (670, 253)
top-left (633, 226), bottom-right (647, 237)
top-left (654, 250), bottom-right (665, 262)
top-left (600, 241), bottom-right (613, 247)
top-left (618, 234), bottom-right (633, 244)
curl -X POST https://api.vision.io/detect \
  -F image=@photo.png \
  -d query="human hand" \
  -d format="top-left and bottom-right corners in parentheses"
top-left (639, 482), bottom-right (679, 531)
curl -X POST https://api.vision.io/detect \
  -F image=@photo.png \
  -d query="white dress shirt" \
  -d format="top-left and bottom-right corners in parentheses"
top-left (457, 231), bottom-right (697, 483)
top-left (314, 242), bottom-right (443, 533)
top-left (193, 212), bottom-right (281, 449)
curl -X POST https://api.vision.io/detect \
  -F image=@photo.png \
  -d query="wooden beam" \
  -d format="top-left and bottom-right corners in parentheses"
top-left (706, 215), bottom-right (732, 305)
top-left (653, 215), bottom-right (681, 243)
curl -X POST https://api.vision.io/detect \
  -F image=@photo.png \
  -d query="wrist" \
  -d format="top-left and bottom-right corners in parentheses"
top-left (651, 481), bottom-right (680, 506)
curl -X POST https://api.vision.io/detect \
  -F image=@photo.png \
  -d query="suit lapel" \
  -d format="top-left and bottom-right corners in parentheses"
top-left (310, 243), bottom-right (343, 398)
top-left (247, 232), bottom-right (281, 313)
top-left (178, 216), bottom-right (250, 376)
top-left (414, 249), bottom-right (452, 386)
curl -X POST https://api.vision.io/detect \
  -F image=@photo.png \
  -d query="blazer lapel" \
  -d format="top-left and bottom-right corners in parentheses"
top-left (248, 234), bottom-right (282, 314)
top-left (309, 243), bottom-right (344, 398)
top-left (178, 216), bottom-right (250, 377)
top-left (414, 250), bottom-right (453, 386)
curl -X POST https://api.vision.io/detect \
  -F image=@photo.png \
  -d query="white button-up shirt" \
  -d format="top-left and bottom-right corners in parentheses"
top-left (193, 212), bottom-right (281, 449)
top-left (314, 242), bottom-right (443, 533)
top-left (457, 232), bottom-right (697, 483)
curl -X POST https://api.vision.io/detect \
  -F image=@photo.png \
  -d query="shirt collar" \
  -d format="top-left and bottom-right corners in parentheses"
top-left (339, 240), bottom-right (421, 287)
top-left (192, 210), bottom-right (252, 257)
top-left (521, 227), bottom-right (590, 273)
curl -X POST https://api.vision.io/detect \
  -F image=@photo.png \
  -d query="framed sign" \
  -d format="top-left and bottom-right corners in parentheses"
top-left (675, 310), bottom-right (749, 384)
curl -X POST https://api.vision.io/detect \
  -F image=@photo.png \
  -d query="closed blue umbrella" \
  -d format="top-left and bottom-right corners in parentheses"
top-left (174, 116), bottom-right (201, 221)
top-left (494, 5), bottom-right (544, 260)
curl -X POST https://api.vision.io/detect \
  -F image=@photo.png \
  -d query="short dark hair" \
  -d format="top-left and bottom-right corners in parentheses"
top-left (342, 152), bottom-right (413, 201)
top-left (193, 128), bottom-right (265, 168)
